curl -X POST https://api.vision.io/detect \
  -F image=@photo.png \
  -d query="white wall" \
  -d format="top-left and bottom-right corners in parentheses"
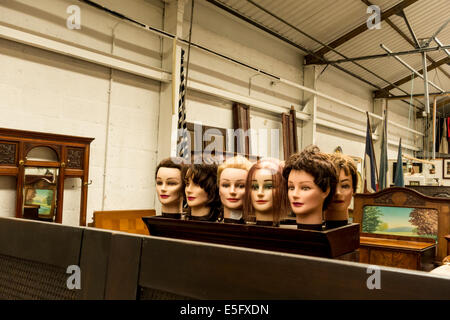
top-left (0, 0), bottom-right (164, 225)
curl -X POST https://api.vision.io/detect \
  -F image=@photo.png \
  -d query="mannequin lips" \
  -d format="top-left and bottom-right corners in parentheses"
top-left (227, 198), bottom-right (239, 202)
top-left (256, 200), bottom-right (268, 204)
top-left (187, 197), bottom-right (196, 201)
top-left (292, 202), bottom-right (304, 207)
top-left (333, 200), bottom-right (344, 203)
top-left (160, 195), bottom-right (169, 199)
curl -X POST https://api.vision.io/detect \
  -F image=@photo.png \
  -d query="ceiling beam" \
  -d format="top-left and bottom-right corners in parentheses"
top-left (304, 0), bottom-right (419, 65)
top-left (374, 56), bottom-right (450, 98)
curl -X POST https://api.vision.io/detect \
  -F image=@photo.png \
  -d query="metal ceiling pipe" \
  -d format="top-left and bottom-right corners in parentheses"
top-left (434, 37), bottom-right (450, 58)
top-left (422, 17), bottom-right (450, 48)
top-left (422, 51), bottom-right (430, 114)
top-left (244, 0), bottom-right (425, 107)
top-left (433, 96), bottom-right (436, 159)
top-left (319, 45), bottom-right (450, 64)
top-left (380, 44), bottom-right (444, 92)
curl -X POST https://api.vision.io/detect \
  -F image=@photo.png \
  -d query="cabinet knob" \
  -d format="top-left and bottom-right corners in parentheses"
top-left (61, 162), bottom-right (66, 168)
top-left (19, 160), bottom-right (24, 166)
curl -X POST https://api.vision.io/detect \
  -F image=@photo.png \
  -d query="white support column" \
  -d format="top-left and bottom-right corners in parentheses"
top-left (301, 65), bottom-right (317, 149)
top-left (157, 0), bottom-right (185, 163)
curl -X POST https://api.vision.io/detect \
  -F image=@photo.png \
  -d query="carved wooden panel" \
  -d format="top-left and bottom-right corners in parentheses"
top-left (373, 193), bottom-right (394, 205)
top-left (0, 142), bottom-right (17, 165)
top-left (67, 148), bottom-right (84, 169)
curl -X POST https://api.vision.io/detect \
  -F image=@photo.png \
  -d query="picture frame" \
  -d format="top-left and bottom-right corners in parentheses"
top-left (443, 159), bottom-right (450, 179)
top-left (24, 187), bottom-right (56, 217)
top-left (409, 181), bottom-right (420, 186)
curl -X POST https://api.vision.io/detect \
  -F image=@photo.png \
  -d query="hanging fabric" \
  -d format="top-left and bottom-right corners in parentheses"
top-left (447, 117), bottom-right (450, 149)
top-left (436, 117), bottom-right (443, 152)
top-left (232, 102), bottom-right (251, 156)
top-left (282, 106), bottom-right (299, 160)
top-left (440, 119), bottom-right (449, 154)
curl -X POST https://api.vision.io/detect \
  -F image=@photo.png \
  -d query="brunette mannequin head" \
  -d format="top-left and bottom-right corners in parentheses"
top-left (283, 146), bottom-right (338, 230)
top-left (324, 153), bottom-right (357, 228)
top-left (243, 158), bottom-right (288, 226)
top-left (183, 162), bottom-right (221, 222)
top-left (155, 157), bottom-right (185, 217)
top-left (217, 156), bottom-right (253, 223)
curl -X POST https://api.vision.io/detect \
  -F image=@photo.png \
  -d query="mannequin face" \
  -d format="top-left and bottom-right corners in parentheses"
top-left (219, 168), bottom-right (247, 210)
top-left (251, 168), bottom-right (274, 214)
top-left (287, 170), bottom-right (329, 216)
top-left (327, 169), bottom-right (353, 213)
top-left (185, 176), bottom-right (209, 209)
top-left (156, 167), bottom-right (182, 206)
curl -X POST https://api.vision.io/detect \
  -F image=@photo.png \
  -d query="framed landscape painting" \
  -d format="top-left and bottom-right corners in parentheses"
top-left (362, 205), bottom-right (438, 241)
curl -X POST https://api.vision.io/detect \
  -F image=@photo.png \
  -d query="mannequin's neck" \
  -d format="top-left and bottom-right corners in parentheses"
top-left (296, 209), bottom-right (323, 225)
top-left (191, 205), bottom-right (211, 217)
top-left (324, 209), bottom-right (348, 221)
top-left (254, 210), bottom-right (274, 222)
top-left (161, 201), bottom-right (182, 214)
top-left (223, 207), bottom-right (243, 220)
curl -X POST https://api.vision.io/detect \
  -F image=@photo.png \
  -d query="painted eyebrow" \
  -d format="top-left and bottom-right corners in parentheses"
top-left (340, 179), bottom-right (350, 182)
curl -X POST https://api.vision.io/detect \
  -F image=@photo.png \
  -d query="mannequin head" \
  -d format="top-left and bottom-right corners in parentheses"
top-left (155, 157), bottom-right (185, 215)
top-left (243, 158), bottom-right (288, 226)
top-left (283, 146), bottom-right (338, 227)
top-left (183, 163), bottom-right (221, 221)
top-left (217, 156), bottom-right (253, 221)
top-left (324, 153), bottom-right (357, 224)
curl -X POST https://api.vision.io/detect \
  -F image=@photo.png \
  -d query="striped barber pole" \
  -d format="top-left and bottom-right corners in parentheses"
top-left (177, 49), bottom-right (189, 161)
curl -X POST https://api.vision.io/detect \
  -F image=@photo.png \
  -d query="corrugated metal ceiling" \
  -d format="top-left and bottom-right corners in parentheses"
top-left (208, 0), bottom-right (450, 99)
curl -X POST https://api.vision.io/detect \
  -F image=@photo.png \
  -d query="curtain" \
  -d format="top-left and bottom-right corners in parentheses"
top-left (232, 102), bottom-right (251, 156)
top-left (282, 106), bottom-right (299, 160)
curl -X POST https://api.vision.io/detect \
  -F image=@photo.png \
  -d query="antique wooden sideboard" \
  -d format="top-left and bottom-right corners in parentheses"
top-left (0, 128), bottom-right (94, 225)
top-left (353, 187), bottom-right (450, 270)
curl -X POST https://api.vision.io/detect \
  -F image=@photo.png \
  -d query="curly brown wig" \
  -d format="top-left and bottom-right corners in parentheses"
top-left (283, 145), bottom-right (338, 211)
top-left (243, 158), bottom-right (289, 224)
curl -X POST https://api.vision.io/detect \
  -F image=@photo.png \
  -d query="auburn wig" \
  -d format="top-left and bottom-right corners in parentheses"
top-left (243, 158), bottom-right (288, 224)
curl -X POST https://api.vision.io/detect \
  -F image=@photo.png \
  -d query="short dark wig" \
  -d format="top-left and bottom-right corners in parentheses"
top-left (182, 163), bottom-right (221, 221)
top-left (283, 145), bottom-right (338, 211)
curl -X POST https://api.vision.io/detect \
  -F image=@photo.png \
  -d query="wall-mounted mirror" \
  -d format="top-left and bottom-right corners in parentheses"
top-left (23, 167), bottom-right (59, 221)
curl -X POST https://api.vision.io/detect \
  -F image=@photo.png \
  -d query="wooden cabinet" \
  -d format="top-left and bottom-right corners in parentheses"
top-left (359, 236), bottom-right (436, 271)
top-left (0, 128), bottom-right (94, 226)
top-left (353, 187), bottom-right (450, 269)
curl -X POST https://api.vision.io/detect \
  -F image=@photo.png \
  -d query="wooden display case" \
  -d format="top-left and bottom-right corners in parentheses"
top-left (0, 128), bottom-right (94, 226)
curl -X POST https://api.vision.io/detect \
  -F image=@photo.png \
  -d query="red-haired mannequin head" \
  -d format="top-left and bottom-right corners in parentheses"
top-left (243, 158), bottom-right (288, 226)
